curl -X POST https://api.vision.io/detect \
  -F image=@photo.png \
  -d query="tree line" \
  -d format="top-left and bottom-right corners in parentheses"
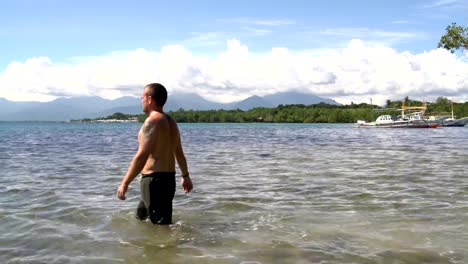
top-left (75, 98), bottom-right (468, 124)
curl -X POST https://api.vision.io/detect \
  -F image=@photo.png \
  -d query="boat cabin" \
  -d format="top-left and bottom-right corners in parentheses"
top-left (376, 115), bottom-right (395, 124)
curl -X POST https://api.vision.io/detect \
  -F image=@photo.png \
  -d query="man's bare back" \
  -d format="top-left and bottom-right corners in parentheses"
top-left (139, 112), bottom-right (178, 174)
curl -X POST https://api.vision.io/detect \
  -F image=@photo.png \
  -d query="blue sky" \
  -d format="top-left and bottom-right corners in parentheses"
top-left (0, 0), bottom-right (467, 104)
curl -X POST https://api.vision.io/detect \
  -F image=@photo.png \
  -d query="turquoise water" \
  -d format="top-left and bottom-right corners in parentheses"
top-left (0, 122), bottom-right (467, 263)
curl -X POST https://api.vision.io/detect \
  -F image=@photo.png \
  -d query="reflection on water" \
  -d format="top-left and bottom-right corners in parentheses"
top-left (0, 122), bottom-right (467, 263)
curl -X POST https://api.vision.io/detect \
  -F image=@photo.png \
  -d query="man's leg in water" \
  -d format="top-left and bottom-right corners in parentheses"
top-left (136, 176), bottom-right (151, 220)
top-left (136, 200), bottom-right (148, 220)
top-left (148, 173), bottom-right (176, 225)
top-left (138, 172), bottom-right (176, 225)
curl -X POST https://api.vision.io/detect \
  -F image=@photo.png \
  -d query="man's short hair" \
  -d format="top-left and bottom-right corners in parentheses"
top-left (145, 83), bottom-right (167, 107)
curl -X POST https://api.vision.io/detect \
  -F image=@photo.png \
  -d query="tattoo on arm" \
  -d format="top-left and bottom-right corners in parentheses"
top-left (142, 122), bottom-right (154, 139)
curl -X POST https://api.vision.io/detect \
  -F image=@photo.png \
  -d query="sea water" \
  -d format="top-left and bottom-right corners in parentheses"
top-left (0, 122), bottom-right (467, 263)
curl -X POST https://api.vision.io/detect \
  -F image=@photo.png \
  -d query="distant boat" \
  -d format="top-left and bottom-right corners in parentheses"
top-left (439, 100), bottom-right (468, 127)
top-left (440, 116), bottom-right (468, 127)
top-left (357, 115), bottom-right (439, 128)
top-left (356, 100), bottom-right (438, 128)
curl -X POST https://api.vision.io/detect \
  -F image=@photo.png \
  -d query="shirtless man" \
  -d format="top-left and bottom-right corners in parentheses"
top-left (117, 83), bottom-right (193, 225)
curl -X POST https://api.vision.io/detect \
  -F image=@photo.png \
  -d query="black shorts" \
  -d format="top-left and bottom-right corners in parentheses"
top-left (136, 172), bottom-right (176, 225)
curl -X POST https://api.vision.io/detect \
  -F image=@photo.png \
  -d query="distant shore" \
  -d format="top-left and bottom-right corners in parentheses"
top-left (70, 118), bottom-right (138, 123)
top-left (69, 98), bottom-right (468, 124)
top-left (70, 112), bottom-right (141, 123)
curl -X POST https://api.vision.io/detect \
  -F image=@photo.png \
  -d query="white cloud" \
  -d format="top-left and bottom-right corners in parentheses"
top-left (219, 18), bottom-right (295, 26)
top-left (422, 0), bottom-right (465, 8)
top-left (390, 20), bottom-right (409, 24)
top-left (319, 27), bottom-right (421, 46)
top-left (183, 32), bottom-right (225, 47)
top-left (251, 19), bottom-right (295, 26)
top-left (1, 39), bottom-right (467, 105)
top-left (242, 27), bottom-right (273, 36)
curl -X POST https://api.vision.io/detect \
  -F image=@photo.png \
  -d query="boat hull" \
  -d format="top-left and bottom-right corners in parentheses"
top-left (440, 117), bottom-right (468, 127)
top-left (357, 120), bottom-right (439, 128)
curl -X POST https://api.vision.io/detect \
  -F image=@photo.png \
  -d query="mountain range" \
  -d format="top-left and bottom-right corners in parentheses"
top-left (0, 92), bottom-right (340, 121)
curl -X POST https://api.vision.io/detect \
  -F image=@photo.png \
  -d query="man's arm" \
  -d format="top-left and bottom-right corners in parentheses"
top-left (117, 119), bottom-right (157, 200)
top-left (174, 127), bottom-right (188, 176)
top-left (173, 124), bottom-right (193, 193)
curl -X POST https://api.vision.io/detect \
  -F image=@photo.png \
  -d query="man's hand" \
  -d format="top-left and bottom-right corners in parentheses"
top-left (181, 177), bottom-right (193, 193)
top-left (117, 183), bottom-right (128, 200)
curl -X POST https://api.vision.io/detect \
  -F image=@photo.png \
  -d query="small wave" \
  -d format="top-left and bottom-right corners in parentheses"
top-left (376, 249), bottom-right (455, 264)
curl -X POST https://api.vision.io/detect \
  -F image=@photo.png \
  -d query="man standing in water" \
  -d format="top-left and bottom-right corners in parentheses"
top-left (117, 83), bottom-right (193, 225)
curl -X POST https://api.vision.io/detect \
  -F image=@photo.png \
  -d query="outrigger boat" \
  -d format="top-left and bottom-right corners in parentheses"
top-left (357, 100), bottom-right (439, 128)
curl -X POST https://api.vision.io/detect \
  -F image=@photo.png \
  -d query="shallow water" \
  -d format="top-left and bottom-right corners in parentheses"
top-left (0, 122), bottom-right (467, 263)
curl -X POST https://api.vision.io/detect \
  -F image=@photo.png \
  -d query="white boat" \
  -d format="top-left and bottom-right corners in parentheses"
top-left (357, 100), bottom-right (439, 128)
top-left (357, 115), bottom-right (403, 127)
top-left (357, 115), bottom-right (439, 128)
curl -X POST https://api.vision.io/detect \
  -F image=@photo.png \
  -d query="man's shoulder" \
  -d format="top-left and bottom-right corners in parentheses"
top-left (141, 116), bottom-right (159, 131)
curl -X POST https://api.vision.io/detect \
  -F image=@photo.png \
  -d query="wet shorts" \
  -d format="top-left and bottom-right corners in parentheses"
top-left (136, 172), bottom-right (176, 225)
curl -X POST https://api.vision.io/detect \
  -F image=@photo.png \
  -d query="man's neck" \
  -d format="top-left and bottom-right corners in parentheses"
top-left (149, 107), bottom-right (164, 115)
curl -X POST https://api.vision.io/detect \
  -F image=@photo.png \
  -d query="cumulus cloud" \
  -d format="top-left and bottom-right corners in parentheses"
top-left (0, 38), bottom-right (467, 105)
